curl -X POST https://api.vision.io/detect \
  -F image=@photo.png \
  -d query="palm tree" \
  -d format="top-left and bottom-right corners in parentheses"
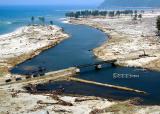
top-left (41, 17), bottom-right (45, 25)
top-left (38, 17), bottom-right (42, 25)
top-left (156, 16), bottom-right (160, 36)
top-left (138, 14), bottom-right (142, 22)
top-left (50, 21), bottom-right (53, 25)
top-left (115, 11), bottom-right (121, 17)
top-left (134, 10), bottom-right (137, 15)
top-left (38, 16), bottom-right (45, 25)
top-left (108, 11), bottom-right (115, 17)
top-left (133, 14), bottom-right (137, 20)
top-left (31, 16), bottom-right (35, 24)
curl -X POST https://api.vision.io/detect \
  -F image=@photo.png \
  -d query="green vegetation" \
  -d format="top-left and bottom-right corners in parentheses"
top-left (156, 16), bottom-right (160, 35)
top-left (50, 21), bottom-right (53, 25)
top-left (90, 98), bottom-right (142, 114)
top-left (133, 14), bottom-right (138, 20)
top-left (31, 16), bottom-right (35, 24)
top-left (65, 10), bottom-right (108, 18)
top-left (30, 16), bottom-right (54, 26)
top-left (90, 102), bottom-right (138, 114)
top-left (65, 10), bottom-right (142, 18)
top-left (0, 72), bottom-right (4, 77)
top-left (108, 11), bottom-right (115, 17)
top-left (38, 16), bottom-right (45, 25)
top-left (138, 14), bottom-right (142, 19)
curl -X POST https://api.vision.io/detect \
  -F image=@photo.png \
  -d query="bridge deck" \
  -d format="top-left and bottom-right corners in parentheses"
top-left (1, 67), bottom-right (77, 86)
top-left (77, 60), bottom-right (117, 68)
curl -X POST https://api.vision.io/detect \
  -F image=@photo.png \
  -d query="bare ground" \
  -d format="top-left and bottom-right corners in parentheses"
top-left (69, 11), bottom-right (160, 71)
top-left (0, 25), bottom-right (69, 74)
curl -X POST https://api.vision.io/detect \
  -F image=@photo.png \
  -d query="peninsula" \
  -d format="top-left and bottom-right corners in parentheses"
top-left (0, 25), bottom-right (69, 74)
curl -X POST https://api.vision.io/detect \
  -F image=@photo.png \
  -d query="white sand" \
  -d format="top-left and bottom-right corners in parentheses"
top-left (69, 10), bottom-right (160, 71)
top-left (0, 25), bottom-right (69, 71)
top-left (0, 25), bottom-right (68, 60)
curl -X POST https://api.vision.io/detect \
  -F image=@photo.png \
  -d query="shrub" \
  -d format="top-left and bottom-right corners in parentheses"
top-left (156, 16), bottom-right (160, 35)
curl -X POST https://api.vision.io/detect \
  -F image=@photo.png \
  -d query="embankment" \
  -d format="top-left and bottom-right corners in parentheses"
top-left (69, 16), bottom-right (160, 71)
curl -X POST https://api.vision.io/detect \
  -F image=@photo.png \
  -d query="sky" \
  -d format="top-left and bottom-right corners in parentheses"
top-left (0, 0), bottom-right (104, 6)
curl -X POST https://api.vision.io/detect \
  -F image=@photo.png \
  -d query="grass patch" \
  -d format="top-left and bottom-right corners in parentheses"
top-left (90, 102), bottom-right (138, 114)
top-left (0, 71), bottom-right (4, 77)
top-left (90, 98), bottom-right (142, 114)
top-left (104, 102), bottom-right (138, 114)
top-left (0, 67), bottom-right (9, 76)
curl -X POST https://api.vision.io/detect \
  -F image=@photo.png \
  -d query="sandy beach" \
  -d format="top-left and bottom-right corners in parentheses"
top-left (69, 10), bottom-right (160, 71)
top-left (0, 25), bottom-right (69, 74)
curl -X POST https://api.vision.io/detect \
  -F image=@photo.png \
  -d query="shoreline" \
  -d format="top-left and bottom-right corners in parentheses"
top-left (68, 13), bottom-right (160, 72)
top-left (0, 25), bottom-right (69, 74)
top-left (0, 18), bottom-right (160, 113)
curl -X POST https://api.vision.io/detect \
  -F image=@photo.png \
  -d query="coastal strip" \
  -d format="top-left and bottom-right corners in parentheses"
top-left (68, 11), bottom-right (160, 71)
top-left (0, 25), bottom-right (69, 74)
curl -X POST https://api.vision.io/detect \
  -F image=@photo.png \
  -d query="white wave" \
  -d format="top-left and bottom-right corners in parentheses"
top-left (0, 21), bottom-right (12, 25)
top-left (59, 18), bottom-right (70, 24)
top-left (62, 20), bottom-right (70, 24)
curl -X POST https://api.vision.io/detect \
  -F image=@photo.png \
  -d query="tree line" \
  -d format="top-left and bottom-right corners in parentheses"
top-left (66, 10), bottom-right (160, 36)
top-left (30, 16), bottom-right (54, 25)
top-left (65, 10), bottom-right (144, 18)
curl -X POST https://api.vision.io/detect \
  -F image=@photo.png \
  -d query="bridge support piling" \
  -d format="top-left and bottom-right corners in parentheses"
top-left (111, 63), bottom-right (116, 67)
top-left (75, 68), bottom-right (80, 73)
top-left (95, 64), bottom-right (102, 70)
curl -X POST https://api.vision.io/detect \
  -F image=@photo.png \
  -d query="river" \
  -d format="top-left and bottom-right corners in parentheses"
top-left (0, 6), bottom-right (160, 105)
top-left (12, 20), bottom-right (160, 105)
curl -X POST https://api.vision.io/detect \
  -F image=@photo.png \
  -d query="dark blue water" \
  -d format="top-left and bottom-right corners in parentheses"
top-left (1, 6), bottom-right (160, 105)
top-left (11, 24), bottom-right (106, 74)
top-left (35, 66), bottom-right (160, 105)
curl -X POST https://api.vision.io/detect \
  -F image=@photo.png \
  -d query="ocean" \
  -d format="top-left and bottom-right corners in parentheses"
top-left (0, 5), bottom-right (95, 35)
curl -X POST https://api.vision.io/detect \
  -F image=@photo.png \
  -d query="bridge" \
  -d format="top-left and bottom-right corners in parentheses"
top-left (76, 59), bottom-right (117, 71)
top-left (5, 60), bottom-right (117, 84)
top-left (2, 59), bottom-right (147, 94)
